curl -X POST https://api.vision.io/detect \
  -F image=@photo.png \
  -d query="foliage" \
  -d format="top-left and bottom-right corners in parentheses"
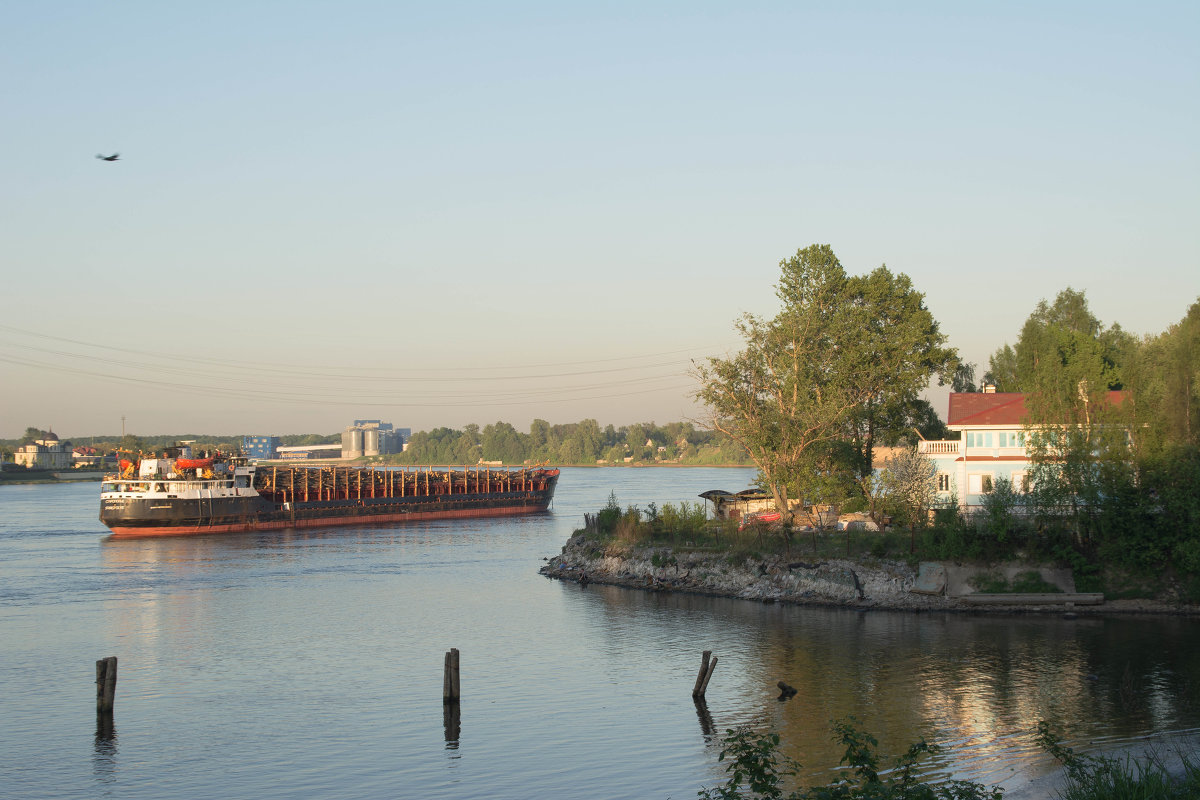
top-left (695, 244), bottom-right (955, 524)
top-left (977, 478), bottom-right (1023, 542)
top-left (1036, 722), bottom-right (1200, 800)
top-left (968, 570), bottom-right (1060, 594)
top-left (698, 719), bottom-right (1003, 800)
top-left (1124, 299), bottom-right (1200, 453)
top-left (391, 418), bottom-right (748, 465)
top-left (881, 446), bottom-right (937, 552)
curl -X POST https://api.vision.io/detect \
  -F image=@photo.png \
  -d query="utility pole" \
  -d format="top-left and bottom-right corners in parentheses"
top-left (121, 416), bottom-right (126, 438)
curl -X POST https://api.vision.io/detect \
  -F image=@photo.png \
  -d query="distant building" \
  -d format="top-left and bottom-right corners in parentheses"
top-left (14, 432), bottom-right (73, 469)
top-left (243, 435), bottom-right (282, 461)
top-left (72, 446), bottom-right (110, 468)
top-left (342, 420), bottom-right (404, 458)
top-left (275, 444), bottom-right (343, 460)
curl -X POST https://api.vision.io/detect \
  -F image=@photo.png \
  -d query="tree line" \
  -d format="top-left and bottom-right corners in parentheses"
top-left (387, 420), bottom-right (749, 466)
top-left (1, 423), bottom-right (750, 467)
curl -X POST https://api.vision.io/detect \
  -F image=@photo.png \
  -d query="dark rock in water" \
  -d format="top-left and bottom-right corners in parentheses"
top-left (777, 681), bottom-right (798, 700)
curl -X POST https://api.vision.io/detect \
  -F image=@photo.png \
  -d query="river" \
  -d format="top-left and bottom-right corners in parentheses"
top-left (1, 467), bottom-right (1197, 799)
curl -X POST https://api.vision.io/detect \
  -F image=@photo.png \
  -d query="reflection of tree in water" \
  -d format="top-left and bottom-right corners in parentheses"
top-left (580, 583), bottom-right (1200, 786)
top-left (93, 716), bottom-right (117, 785)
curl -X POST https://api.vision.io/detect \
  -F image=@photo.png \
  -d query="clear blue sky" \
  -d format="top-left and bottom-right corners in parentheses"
top-left (3, 1), bottom-right (1197, 439)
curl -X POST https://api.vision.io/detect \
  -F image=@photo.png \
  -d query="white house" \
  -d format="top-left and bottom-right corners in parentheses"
top-left (918, 389), bottom-right (1127, 509)
top-left (14, 432), bottom-right (73, 470)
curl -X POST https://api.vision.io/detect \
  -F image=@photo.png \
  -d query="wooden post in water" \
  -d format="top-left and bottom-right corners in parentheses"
top-left (96, 656), bottom-right (118, 713)
top-left (443, 648), bottom-right (461, 703)
top-left (692, 651), bottom-right (711, 697)
top-left (692, 651), bottom-right (718, 698)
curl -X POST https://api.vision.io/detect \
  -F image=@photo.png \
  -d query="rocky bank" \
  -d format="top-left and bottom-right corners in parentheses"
top-left (541, 531), bottom-right (1198, 615)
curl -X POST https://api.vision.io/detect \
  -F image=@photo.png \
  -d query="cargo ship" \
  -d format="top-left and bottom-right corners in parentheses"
top-left (99, 446), bottom-right (559, 537)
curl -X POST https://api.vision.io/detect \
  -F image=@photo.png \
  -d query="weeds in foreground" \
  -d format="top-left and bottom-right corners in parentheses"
top-left (1035, 722), bottom-right (1200, 800)
top-left (697, 720), bottom-right (1199, 800)
top-left (698, 718), bottom-right (1002, 800)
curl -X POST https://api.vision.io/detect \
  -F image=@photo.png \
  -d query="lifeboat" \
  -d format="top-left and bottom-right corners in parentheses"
top-left (174, 457), bottom-right (214, 470)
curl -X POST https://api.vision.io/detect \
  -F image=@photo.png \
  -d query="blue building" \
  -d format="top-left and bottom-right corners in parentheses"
top-left (243, 435), bottom-right (282, 461)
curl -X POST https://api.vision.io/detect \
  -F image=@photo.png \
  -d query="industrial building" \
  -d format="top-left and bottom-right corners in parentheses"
top-left (341, 420), bottom-right (406, 459)
top-left (243, 435), bottom-right (282, 461)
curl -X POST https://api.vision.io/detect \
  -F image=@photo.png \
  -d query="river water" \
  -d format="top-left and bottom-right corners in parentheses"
top-left (1, 467), bottom-right (1197, 799)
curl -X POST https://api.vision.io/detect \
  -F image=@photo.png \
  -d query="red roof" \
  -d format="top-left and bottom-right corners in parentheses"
top-left (947, 393), bottom-right (1028, 426)
top-left (947, 391), bottom-right (1128, 427)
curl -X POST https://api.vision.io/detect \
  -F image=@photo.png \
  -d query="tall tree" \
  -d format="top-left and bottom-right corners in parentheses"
top-left (993, 289), bottom-right (1135, 538)
top-left (695, 245), bottom-right (956, 524)
top-left (1125, 298), bottom-right (1200, 452)
top-left (843, 267), bottom-right (957, 479)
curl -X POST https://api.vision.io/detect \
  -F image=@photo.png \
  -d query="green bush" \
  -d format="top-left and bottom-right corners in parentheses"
top-left (698, 718), bottom-right (1003, 800)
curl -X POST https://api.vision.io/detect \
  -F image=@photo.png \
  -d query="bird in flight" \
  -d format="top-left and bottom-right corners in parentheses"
top-left (95, 153), bottom-right (120, 161)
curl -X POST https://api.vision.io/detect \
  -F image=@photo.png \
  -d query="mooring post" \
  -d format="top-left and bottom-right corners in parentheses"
top-left (692, 650), bottom-right (714, 698)
top-left (699, 655), bottom-right (718, 696)
top-left (96, 656), bottom-right (118, 713)
top-left (443, 648), bottom-right (460, 703)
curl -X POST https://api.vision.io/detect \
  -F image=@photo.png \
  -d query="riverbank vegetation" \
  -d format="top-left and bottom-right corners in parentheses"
top-left (690, 246), bottom-right (1200, 604)
top-left (698, 720), bottom-right (1199, 799)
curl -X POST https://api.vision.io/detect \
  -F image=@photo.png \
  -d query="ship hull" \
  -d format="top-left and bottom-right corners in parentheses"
top-left (101, 467), bottom-right (558, 538)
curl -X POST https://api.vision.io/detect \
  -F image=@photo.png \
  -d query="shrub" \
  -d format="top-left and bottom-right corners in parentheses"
top-left (699, 718), bottom-right (1003, 800)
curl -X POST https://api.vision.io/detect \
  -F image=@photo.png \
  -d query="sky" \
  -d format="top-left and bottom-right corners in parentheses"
top-left (2, 1), bottom-right (1197, 440)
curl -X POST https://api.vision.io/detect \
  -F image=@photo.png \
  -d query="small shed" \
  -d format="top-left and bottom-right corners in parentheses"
top-left (698, 488), bottom-right (775, 521)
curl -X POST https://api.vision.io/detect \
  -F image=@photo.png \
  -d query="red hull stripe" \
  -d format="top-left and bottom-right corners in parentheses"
top-left (105, 503), bottom-right (550, 538)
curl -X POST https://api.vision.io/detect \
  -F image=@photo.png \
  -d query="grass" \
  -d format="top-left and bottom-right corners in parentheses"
top-left (1036, 722), bottom-right (1200, 800)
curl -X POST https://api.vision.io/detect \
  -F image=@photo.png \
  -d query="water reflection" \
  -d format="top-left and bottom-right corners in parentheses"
top-left (570, 582), bottom-right (1200, 785)
top-left (92, 714), bottom-right (117, 784)
top-left (443, 701), bottom-right (461, 748)
top-left (693, 698), bottom-right (716, 740)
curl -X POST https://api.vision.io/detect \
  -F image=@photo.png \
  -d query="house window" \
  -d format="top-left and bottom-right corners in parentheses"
top-left (1011, 471), bottom-right (1030, 492)
top-left (968, 474), bottom-right (994, 494)
top-left (937, 473), bottom-right (950, 492)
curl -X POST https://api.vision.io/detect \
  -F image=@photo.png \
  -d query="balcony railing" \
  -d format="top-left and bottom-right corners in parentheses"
top-left (918, 440), bottom-right (961, 456)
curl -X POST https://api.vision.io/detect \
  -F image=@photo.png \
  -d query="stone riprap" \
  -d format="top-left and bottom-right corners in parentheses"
top-left (540, 532), bottom-right (1197, 615)
top-left (541, 531), bottom-right (949, 611)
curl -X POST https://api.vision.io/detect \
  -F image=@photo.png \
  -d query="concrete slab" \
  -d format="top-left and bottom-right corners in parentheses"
top-left (911, 562), bottom-right (946, 595)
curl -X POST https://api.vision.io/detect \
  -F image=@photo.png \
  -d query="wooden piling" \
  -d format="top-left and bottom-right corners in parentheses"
top-left (443, 648), bottom-right (460, 703)
top-left (699, 655), bottom-right (718, 696)
top-left (96, 656), bottom-right (118, 713)
top-left (692, 650), bottom-right (716, 698)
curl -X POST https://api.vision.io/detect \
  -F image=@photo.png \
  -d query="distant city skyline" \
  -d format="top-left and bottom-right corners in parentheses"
top-left (4, 2), bottom-right (1197, 439)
